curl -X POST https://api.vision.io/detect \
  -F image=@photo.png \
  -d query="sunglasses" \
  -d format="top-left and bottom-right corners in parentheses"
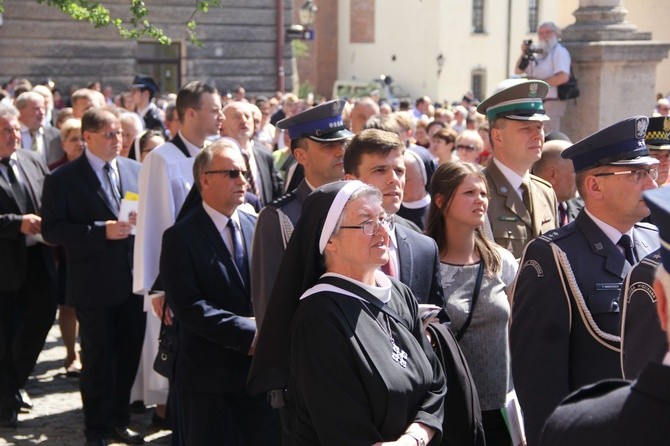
top-left (456, 144), bottom-right (476, 152)
top-left (204, 169), bottom-right (249, 180)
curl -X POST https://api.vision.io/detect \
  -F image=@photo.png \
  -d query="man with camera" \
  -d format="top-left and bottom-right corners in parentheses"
top-left (515, 21), bottom-right (571, 134)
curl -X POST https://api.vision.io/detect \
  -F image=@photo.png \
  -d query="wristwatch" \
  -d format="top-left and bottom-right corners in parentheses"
top-left (404, 431), bottom-right (425, 446)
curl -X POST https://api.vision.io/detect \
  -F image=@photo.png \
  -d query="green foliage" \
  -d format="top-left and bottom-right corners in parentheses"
top-left (291, 39), bottom-right (310, 59)
top-left (0, 0), bottom-right (222, 46)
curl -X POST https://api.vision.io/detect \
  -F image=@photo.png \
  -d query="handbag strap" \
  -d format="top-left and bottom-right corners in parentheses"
top-left (455, 262), bottom-right (484, 341)
top-left (158, 299), bottom-right (169, 340)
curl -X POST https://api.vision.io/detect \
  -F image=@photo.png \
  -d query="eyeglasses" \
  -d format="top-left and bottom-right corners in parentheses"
top-left (204, 169), bottom-right (249, 180)
top-left (456, 144), bottom-right (476, 152)
top-left (92, 130), bottom-right (122, 140)
top-left (593, 167), bottom-right (659, 183)
top-left (339, 215), bottom-right (395, 236)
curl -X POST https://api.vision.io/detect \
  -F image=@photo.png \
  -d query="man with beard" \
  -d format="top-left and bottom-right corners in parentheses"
top-left (515, 21), bottom-right (572, 134)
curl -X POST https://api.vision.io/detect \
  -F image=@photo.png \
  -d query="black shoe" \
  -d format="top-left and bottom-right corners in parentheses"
top-left (84, 439), bottom-right (107, 446)
top-left (151, 412), bottom-right (171, 430)
top-left (18, 389), bottom-right (32, 413)
top-left (110, 427), bottom-right (144, 445)
top-left (0, 408), bottom-right (18, 428)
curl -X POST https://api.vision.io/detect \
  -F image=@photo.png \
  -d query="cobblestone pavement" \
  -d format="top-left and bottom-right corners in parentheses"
top-left (0, 322), bottom-right (172, 446)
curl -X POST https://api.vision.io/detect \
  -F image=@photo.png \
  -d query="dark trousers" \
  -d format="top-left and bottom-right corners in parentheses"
top-left (172, 387), bottom-right (281, 446)
top-left (76, 294), bottom-right (145, 441)
top-left (0, 246), bottom-right (56, 413)
top-left (482, 409), bottom-right (512, 446)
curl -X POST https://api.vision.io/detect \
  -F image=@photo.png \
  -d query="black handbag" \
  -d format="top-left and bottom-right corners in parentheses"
top-left (153, 301), bottom-right (179, 380)
top-left (557, 69), bottom-right (580, 100)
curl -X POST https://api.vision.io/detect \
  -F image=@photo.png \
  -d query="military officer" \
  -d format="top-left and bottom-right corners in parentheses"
top-left (511, 116), bottom-right (660, 445)
top-left (539, 185), bottom-right (670, 446)
top-left (477, 79), bottom-right (558, 258)
top-left (619, 116), bottom-right (670, 380)
top-left (250, 99), bottom-right (352, 329)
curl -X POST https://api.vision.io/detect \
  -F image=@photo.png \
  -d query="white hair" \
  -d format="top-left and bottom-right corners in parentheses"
top-left (120, 111), bottom-right (145, 132)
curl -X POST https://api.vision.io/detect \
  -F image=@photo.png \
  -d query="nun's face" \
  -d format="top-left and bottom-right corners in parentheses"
top-left (325, 195), bottom-right (390, 279)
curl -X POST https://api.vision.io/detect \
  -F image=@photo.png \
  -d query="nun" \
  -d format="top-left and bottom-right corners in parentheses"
top-left (249, 180), bottom-right (446, 446)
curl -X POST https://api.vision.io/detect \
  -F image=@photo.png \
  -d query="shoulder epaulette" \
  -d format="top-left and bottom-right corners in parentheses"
top-left (561, 379), bottom-right (629, 404)
top-left (529, 173), bottom-right (553, 189)
top-left (536, 225), bottom-right (574, 243)
top-left (266, 190), bottom-right (298, 210)
top-left (634, 221), bottom-right (659, 232)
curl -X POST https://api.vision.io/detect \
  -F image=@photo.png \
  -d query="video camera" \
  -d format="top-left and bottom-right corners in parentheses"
top-left (518, 39), bottom-right (544, 71)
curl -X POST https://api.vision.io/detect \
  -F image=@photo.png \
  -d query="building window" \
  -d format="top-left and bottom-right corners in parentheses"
top-left (528, 0), bottom-right (539, 32)
top-left (472, 0), bottom-right (485, 34)
top-left (471, 69), bottom-right (486, 102)
top-left (136, 42), bottom-right (181, 94)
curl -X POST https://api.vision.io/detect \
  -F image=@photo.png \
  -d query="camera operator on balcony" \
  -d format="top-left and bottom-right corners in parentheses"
top-left (515, 21), bottom-right (571, 134)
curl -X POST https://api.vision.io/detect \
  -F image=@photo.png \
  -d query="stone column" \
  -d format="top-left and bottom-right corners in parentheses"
top-left (561, 0), bottom-right (670, 141)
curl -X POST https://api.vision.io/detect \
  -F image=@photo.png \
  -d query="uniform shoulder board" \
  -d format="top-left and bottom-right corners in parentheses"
top-left (634, 221), bottom-right (659, 232)
top-left (639, 253), bottom-right (661, 269)
top-left (537, 225), bottom-right (573, 243)
top-left (266, 191), bottom-right (298, 210)
top-left (529, 173), bottom-right (553, 189)
top-left (561, 379), bottom-right (630, 405)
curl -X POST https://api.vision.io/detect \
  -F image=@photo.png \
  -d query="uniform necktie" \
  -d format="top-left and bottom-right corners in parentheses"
top-left (242, 151), bottom-right (259, 198)
top-left (1, 158), bottom-right (31, 213)
top-left (103, 162), bottom-right (121, 211)
top-left (559, 202), bottom-right (569, 227)
top-left (521, 180), bottom-right (533, 213)
top-left (617, 234), bottom-right (637, 265)
top-left (227, 219), bottom-right (249, 285)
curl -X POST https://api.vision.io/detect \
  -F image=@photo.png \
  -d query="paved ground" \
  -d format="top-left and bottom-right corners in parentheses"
top-left (0, 322), bottom-right (172, 446)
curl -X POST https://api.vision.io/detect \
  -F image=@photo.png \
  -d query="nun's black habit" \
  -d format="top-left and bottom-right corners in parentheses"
top-left (248, 181), bottom-right (446, 445)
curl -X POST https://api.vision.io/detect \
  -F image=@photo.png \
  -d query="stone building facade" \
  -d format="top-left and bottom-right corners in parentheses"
top-left (0, 0), bottom-right (294, 96)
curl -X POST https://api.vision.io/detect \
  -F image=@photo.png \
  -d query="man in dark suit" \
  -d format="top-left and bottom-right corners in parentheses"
top-left (344, 128), bottom-right (445, 307)
top-left (0, 102), bottom-right (56, 428)
top-left (511, 116), bottom-right (660, 445)
top-left (540, 185), bottom-right (670, 446)
top-left (160, 140), bottom-right (281, 445)
top-left (221, 101), bottom-right (283, 206)
top-left (15, 91), bottom-right (63, 166)
top-left (41, 106), bottom-right (146, 446)
top-left (477, 80), bottom-right (559, 258)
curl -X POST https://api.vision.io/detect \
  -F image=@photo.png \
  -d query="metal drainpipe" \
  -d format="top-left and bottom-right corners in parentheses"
top-left (276, 0), bottom-right (285, 92)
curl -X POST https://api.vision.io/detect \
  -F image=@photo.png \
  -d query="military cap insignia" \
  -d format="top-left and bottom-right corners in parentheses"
top-left (635, 117), bottom-right (648, 139)
top-left (529, 82), bottom-right (539, 96)
top-left (664, 117), bottom-right (670, 132)
top-left (332, 100), bottom-right (342, 114)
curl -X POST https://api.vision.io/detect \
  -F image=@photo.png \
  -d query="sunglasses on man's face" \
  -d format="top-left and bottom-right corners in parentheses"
top-left (204, 169), bottom-right (249, 180)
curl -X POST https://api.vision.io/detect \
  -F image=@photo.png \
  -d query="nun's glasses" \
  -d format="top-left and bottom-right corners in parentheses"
top-left (339, 215), bottom-right (395, 236)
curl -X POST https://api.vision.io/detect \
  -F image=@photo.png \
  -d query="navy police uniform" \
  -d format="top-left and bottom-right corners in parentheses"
top-left (250, 100), bottom-right (353, 329)
top-left (511, 116), bottom-right (660, 445)
top-left (620, 249), bottom-right (668, 379)
top-left (130, 75), bottom-right (167, 138)
top-left (539, 185), bottom-right (670, 446)
top-left (478, 80), bottom-right (559, 258)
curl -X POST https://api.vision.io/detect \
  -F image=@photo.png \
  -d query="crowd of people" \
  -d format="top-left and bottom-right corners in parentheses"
top-left (2, 21), bottom-right (670, 446)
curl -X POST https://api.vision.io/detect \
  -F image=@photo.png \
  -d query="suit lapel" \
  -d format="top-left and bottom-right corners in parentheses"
top-left (576, 212), bottom-right (628, 278)
top-left (78, 155), bottom-right (119, 218)
top-left (487, 162), bottom-right (532, 228)
top-left (252, 145), bottom-right (271, 203)
top-left (394, 225), bottom-right (412, 285)
top-left (14, 153), bottom-right (39, 212)
top-left (239, 211), bottom-right (254, 274)
top-left (196, 207), bottom-right (247, 291)
top-left (527, 180), bottom-right (545, 238)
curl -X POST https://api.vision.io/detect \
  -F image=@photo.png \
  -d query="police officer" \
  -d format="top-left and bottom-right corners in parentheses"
top-left (539, 185), bottom-right (670, 446)
top-left (477, 79), bottom-right (558, 258)
top-left (619, 116), bottom-right (670, 380)
top-left (511, 116), bottom-right (660, 445)
top-left (250, 99), bottom-right (352, 329)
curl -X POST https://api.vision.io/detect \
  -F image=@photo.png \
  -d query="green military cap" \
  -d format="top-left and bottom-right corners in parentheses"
top-left (477, 79), bottom-right (550, 123)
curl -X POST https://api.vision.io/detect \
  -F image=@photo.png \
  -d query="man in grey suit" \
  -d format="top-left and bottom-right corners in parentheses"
top-left (344, 128), bottom-right (445, 307)
top-left (15, 91), bottom-right (63, 165)
top-left (511, 116), bottom-right (660, 445)
top-left (0, 102), bottom-right (56, 428)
